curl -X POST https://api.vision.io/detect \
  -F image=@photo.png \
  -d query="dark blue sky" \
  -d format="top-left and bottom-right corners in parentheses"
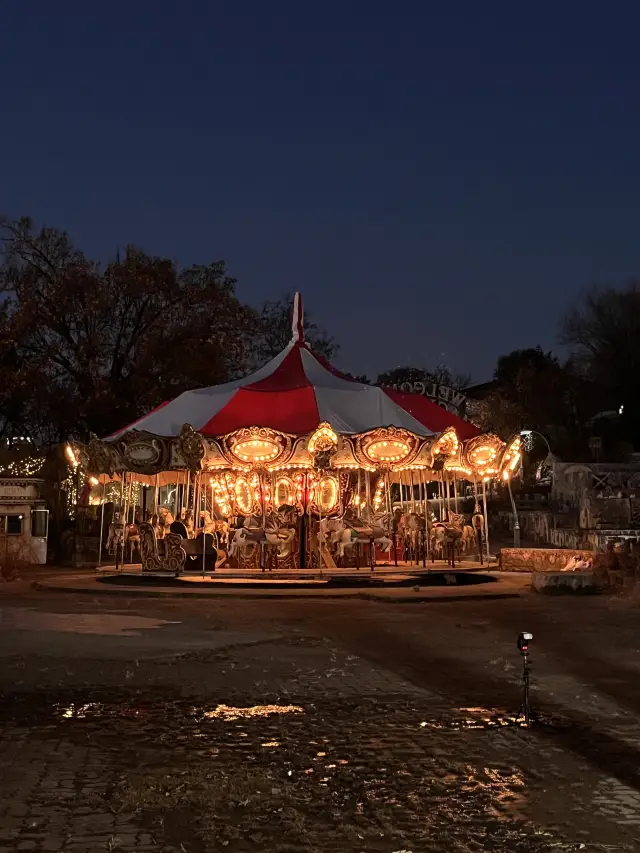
top-left (2, 1), bottom-right (640, 382)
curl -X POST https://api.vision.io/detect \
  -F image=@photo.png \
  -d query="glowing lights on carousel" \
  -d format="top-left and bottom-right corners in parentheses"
top-left (357, 427), bottom-right (415, 468)
top-left (225, 428), bottom-right (287, 469)
top-left (275, 476), bottom-right (296, 507)
top-left (232, 438), bottom-right (280, 464)
top-left (234, 477), bottom-right (254, 515)
top-left (373, 477), bottom-right (385, 511)
top-left (430, 428), bottom-right (459, 460)
top-left (314, 475), bottom-right (339, 514)
top-left (462, 434), bottom-right (505, 481)
top-left (211, 476), bottom-right (232, 516)
top-left (366, 439), bottom-right (411, 464)
top-left (500, 435), bottom-right (522, 480)
top-left (294, 471), bottom-right (305, 506)
top-left (307, 423), bottom-right (338, 455)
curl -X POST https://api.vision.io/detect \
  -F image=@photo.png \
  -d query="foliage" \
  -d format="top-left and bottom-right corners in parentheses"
top-left (0, 217), bottom-right (256, 441)
top-left (474, 347), bottom-right (594, 459)
top-left (561, 284), bottom-right (640, 445)
top-left (251, 293), bottom-right (338, 365)
top-left (376, 364), bottom-right (471, 390)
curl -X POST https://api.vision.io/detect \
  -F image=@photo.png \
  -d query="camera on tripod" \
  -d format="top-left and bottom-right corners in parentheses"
top-left (517, 631), bottom-right (533, 653)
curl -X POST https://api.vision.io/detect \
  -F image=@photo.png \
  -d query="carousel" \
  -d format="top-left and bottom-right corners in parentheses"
top-left (73, 294), bottom-right (521, 576)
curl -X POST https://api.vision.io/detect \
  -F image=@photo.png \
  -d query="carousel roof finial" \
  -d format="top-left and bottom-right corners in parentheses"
top-left (291, 291), bottom-right (304, 344)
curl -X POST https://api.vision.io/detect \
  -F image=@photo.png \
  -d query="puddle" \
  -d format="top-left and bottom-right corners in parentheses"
top-left (0, 692), bottom-right (593, 853)
top-left (198, 703), bottom-right (304, 721)
top-left (418, 706), bottom-right (570, 731)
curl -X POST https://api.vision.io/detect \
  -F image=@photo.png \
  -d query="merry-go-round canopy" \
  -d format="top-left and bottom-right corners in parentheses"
top-left (108, 294), bottom-right (480, 443)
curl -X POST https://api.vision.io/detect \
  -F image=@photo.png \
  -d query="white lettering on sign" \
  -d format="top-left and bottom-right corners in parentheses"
top-left (394, 382), bottom-right (468, 415)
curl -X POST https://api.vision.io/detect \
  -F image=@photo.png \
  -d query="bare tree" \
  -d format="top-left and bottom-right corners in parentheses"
top-left (0, 217), bottom-right (256, 441)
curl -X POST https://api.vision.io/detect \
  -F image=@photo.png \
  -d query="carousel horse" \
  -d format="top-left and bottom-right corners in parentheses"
top-left (319, 516), bottom-right (393, 559)
top-left (461, 524), bottom-right (477, 555)
top-left (397, 510), bottom-right (429, 562)
top-left (472, 511), bottom-right (485, 559)
top-left (229, 510), bottom-right (296, 561)
top-left (124, 522), bottom-right (141, 563)
top-left (439, 512), bottom-right (465, 567)
top-left (200, 510), bottom-right (229, 546)
top-left (106, 508), bottom-right (125, 557)
top-left (157, 507), bottom-right (175, 539)
top-left (179, 508), bottom-right (195, 537)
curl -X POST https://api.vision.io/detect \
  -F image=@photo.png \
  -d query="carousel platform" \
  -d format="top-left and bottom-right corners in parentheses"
top-left (95, 559), bottom-right (498, 586)
top-left (33, 566), bottom-right (528, 600)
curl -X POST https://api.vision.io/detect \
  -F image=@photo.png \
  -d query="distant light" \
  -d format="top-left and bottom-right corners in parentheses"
top-left (520, 430), bottom-right (532, 437)
top-left (619, 405), bottom-right (625, 415)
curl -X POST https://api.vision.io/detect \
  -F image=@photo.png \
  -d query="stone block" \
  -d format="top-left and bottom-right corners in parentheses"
top-left (532, 571), bottom-right (595, 593)
top-left (501, 547), bottom-right (595, 572)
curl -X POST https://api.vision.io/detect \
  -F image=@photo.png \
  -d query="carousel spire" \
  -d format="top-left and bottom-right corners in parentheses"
top-left (291, 292), bottom-right (305, 344)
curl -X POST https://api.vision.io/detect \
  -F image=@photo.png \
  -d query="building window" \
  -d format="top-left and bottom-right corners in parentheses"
top-left (2, 515), bottom-right (23, 535)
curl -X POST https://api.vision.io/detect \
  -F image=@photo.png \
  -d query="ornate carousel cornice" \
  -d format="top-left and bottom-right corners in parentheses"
top-left (79, 421), bottom-right (514, 483)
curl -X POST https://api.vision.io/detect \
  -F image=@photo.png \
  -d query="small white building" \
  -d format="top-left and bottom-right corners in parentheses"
top-left (0, 478), bottom-right (49, 565)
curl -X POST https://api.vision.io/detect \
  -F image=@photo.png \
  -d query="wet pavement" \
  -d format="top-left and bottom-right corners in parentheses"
top-left (0, 586), bottom-right (639, 851)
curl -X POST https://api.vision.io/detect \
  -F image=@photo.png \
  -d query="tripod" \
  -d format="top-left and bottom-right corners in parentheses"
top-left (520, 647), bottom-right (532, 726)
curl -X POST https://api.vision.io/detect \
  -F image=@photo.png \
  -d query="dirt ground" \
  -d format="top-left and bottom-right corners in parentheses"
top-left (1, 580), bottom-right (640, 852)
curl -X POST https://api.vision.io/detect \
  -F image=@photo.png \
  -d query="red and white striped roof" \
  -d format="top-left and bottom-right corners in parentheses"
top-left (108, 294), bottom-right (479, 441)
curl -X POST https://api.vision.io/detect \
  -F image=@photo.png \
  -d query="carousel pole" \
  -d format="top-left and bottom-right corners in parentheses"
top-left (173, 472), bottom-right (180, 519)
top-left (199, 472), bottom-right (207, 577)
top-left (154, 474), bottom-right (159, 515)
top-left (116, 473), bottom-right (125, 571)
top-left (259, 471), bottom-right (266, 572)
top-left (365, 469), bottom-right (371, 514)
top-left (126, 474), bottom-right (135, 564)
top-left (97, 479), bottom-right (107, 568)
top-left (443, 473), bottom-right (448, 517)
top-left (482, 479), bottom-right (490, 561)
top-left (299, 472), bottom-right (307, 570)
top-left (386, 470), bottom-right (397, 566)
top-left (472, 475), bottom-right (483, 565)
top-left (194, 469), bottom-right (200, 532)
top-left (409, 469), bottom-right (416, 514)
top-left (454, 475), bottom-right (459, 513)
top-left (420, 469), bottom-right (428, 568)
top-left (318, 492), bottom-right (323, 574)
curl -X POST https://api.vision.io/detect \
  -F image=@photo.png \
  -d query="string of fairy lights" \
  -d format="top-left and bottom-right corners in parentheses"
top-left (0, 437), bottom-right (46, 478)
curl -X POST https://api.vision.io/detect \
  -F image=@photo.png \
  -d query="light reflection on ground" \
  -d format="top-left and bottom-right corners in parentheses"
top-left (3, 694), bottom-right (613, 851)
top-left (199, 703), bottom-right (304, 720)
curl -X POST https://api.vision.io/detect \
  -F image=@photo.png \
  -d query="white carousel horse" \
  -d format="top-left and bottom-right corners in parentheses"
top-left (431, 524), bottom-right (446, 559)
top-left (433, 512), bottom-right (465, 566)
top-left (319, 517), bottom-right (392, 558)
top-left (105, 506), bottom-right (126, 557)
top-left (229, 511), bottom-right (296, 560)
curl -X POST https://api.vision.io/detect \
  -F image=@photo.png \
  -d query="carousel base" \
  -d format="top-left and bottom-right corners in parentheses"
top-left (96, 559), bottom-right (498, 585)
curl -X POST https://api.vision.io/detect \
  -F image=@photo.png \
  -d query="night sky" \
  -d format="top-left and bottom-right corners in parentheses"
top-left (2, 1), bottom-right (640, 383)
